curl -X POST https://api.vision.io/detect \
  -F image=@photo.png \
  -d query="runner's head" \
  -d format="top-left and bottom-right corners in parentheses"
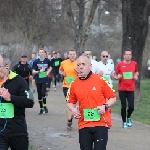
top-left (53, 51), bottom-right (57, 58)
top-left (84, 50), bottom-right (92, 59)
top-left (38, 48), bottom-right (45, 59)
top-left (20, 53), bottom-right (28, 64)
top-left (77, 55), bottom-right (92, 78)
top-left (123, 48), bottom-right (132, 62)
top-left (0, 54), bottom-right (11, 79)
top-left (31, 53), bottom-right (36, 60)
top-left (101, 51), bottom-right (109, 64)
top-left (68, 49), bottom-right (76, 62)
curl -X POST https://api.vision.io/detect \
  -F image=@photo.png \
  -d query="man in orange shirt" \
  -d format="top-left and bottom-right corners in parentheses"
top-left (59, 49), bottom-right (78, 130)
top-left (67, 55), bottom-right (116, 150)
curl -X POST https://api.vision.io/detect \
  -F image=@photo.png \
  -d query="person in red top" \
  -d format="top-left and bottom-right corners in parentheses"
top-left (67, 55), bottom-right (116, 150)
top-left (114, 49), bottom-right (138, 129)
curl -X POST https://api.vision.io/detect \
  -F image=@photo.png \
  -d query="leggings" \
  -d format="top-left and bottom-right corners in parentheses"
top-left (0, 135), bottom-right (28, 150)
top-left (52, 71), bottom-right (59, 87)
top-left (118, 91), bottom-right (134, 122)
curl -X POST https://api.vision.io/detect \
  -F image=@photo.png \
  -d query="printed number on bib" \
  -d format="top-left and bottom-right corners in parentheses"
top-left (54, 61), bottom-right (60, 66)
top-left (0, 103), bottom-right (14, 118)
top-left (123, 72), bottom-right (133, 79)
top-left (83, 109), bottom-right (100, 121)
top-left (66, 77), bottom-right (75, 84)
top-left (38, 72), bottom-right (47, 78)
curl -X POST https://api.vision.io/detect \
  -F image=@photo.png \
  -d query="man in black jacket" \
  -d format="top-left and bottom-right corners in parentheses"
top-left (12, 53), bottom-right (32, 86)
top-left (0, 54), bottom-right (34, 150)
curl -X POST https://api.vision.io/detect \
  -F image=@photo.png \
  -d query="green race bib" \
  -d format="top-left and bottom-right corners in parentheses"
top-left (123, 72), bottom-right (133, 79)
top-left (38, 72), bottom-right (47, 78)
top-left (83, 109), bottom-right (100, 121)
top-left (54, 61), bottom-right (60, 66)
top-left (103, 76), bottom-right (110, 81)
top-left (0, 103), bottom-right (14, 118)
top-left (66, 77), bottom-right (75, 84)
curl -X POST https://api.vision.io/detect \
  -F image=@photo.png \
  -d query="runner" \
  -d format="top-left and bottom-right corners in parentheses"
top-left (113, 49), bottom-right (138, 128)
top-left (59, 49), bottom-right (78, 130)
top-left (67, 55), bottom-right (116, 150)
top-left (12, 53), bottom-right (32, 87)
top-left (84, 50), bottom-right (100, 74)
top-left (98, 51), bottom-right (114, 88)
top-left (29, 53), bottom-right (36, 93)
top-left (51, 51), bottom-right (62, 91)
top-left (32, 48), bottom-right (52, 115)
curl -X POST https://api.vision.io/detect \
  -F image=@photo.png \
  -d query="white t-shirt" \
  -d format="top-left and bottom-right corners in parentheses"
top-left (107, 58), bottom-right (114, 68)
top-left (98, 61), bottom-right (114, 87)
top-left (91, 59), bottom-right (100, 74)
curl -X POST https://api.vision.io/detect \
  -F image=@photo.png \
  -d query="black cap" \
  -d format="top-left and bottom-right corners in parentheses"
top-left (21, 53), bottom-right (27, 57)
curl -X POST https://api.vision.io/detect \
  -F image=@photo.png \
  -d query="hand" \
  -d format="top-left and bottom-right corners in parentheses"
top-left (134, 74), bottom-right (138, 80)
top-left (98, 71), bottom-right (103, 76)
top-left (97, 105), bottom-right (106, 115)
top-left (40, 68), bottom-right (45, 72)
top-left (71, 107), bottom-right (81, 119)
top-left (61, 71), bottom-right (66, 77)
top-left (29, 75), bottom-right (33, 80)
top-left (117, 74), bottom-right (122, 79)
top-left (0, 88), bottom-right (11, 101)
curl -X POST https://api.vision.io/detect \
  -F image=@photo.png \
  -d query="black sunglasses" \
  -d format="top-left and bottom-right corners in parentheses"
top-left (21, 56), bottom-right (27, 58)
top-left (102, 55), bottom-right (108, 58)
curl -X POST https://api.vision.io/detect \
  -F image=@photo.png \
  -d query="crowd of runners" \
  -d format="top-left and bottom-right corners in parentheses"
top-left (0, 47), bottom-right (138, 150)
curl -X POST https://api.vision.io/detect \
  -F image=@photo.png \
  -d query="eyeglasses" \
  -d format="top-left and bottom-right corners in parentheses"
top-left (102, 55), bottom-right (108, 58)
top-left (0, 64), bottom-right (6, 68)
top-left (21, 56), bottom-right (27, 58)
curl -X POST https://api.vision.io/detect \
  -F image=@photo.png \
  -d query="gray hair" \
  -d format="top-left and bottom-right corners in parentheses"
top-left (78, 55), bottom-right (91, 64)
top-left (0, 54), bottom-right (11, 65)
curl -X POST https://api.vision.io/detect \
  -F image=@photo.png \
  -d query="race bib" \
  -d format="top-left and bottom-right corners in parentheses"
top-left (38, 72), bottom-right (47, 78)
top-left (54, 61), bottom-right (60, 66)
top-left (66, 77), bottom-right (75, 84)
top-left (83, 109), bottom-right (100, 121)
top-left (123, 72), bottom-right (133, 79)
top-left (0, 103), bottom-right (14, 118)
top-left (103, 76), bottom-right (110, 82)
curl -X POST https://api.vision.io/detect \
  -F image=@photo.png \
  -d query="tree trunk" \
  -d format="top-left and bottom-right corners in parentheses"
top-left (122, 0), bottom-right (149, 100)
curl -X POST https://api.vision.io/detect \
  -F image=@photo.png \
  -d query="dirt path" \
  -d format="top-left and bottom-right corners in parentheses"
top-left (26, 86), bottom-right (150, 150)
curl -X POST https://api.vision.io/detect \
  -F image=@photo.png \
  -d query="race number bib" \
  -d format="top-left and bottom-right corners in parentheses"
top-left (38, 72), bottom-right (47, 78)
top-left (0, 103), bottom-right (14, 118)
top-left (123, 72), bottom-right (133, 79)
top-left (54, 61), bottom-right (60, 66)
top-left (66, 77), bottom-right (75, 84)
top-left (83, 109), bottom-right (100, 121)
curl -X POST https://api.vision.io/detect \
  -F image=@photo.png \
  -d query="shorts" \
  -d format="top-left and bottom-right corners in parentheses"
top-left (46, 78), bottom-right (52, 88)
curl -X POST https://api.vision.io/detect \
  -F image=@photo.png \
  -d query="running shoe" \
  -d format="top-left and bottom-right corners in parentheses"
top-left (122, 122), bottom-right (128, 129)
top-left (39, 109), bottom-right (45, 115)
top-left (127, 118), bottom-right (132, 127)
top-left (44, 107), bottom-right (48, 114)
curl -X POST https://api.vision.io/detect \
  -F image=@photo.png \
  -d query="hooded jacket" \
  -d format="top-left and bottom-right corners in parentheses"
top-left (0, 71), bottom-right (34, 137)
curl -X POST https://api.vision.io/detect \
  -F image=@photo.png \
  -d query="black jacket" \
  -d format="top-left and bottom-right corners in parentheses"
top-left (0, 71), bottom-right (34, 137)
top-left (11, 61), bottom-right (32, 78)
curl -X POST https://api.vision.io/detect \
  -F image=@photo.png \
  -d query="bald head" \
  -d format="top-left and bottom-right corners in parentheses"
top-left (100, 51), bottom-right (109, 63)
top-left (77, 56), bottom-right (92, 77)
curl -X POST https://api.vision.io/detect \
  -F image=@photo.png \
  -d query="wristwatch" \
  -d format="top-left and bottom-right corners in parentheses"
top-left (103, 104), bottom-right (110, 110)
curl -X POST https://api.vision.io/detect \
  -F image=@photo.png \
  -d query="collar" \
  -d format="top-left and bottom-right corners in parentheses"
top-left (79, 71), bottom-right (92, 80)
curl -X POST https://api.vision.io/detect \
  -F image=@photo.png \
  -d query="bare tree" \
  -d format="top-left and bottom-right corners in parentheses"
top-left (122, 0), bottom-right (150, 100)
top-left (63, 0), bottom-right (100, 54)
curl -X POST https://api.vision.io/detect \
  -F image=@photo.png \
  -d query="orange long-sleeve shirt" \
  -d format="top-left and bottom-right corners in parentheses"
top-left (67, 73), bottom-right (116, 129)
